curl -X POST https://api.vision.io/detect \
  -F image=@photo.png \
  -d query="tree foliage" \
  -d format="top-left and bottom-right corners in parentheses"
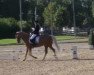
top-left (0, 0), bottom-right (94, 37)
top-left (0, 18), bottom-right (19, 38)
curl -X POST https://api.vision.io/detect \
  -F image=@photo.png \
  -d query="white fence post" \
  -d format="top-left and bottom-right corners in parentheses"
top-left (71, 46), bottom-right (78, 59)
top-left (89, 45), bottom-right (94, 50)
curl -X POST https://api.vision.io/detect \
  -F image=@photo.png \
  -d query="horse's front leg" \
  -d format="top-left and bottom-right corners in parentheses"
top-left (42, 46), bottom-right (48, 60)
top-left (29, 48), bottom-right (37, 59)
top-left (23, 48), bottom-right (28, 61)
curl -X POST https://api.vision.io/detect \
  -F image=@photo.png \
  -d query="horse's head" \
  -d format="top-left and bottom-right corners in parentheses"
top-left (15, 31), bottom-right (22, 43)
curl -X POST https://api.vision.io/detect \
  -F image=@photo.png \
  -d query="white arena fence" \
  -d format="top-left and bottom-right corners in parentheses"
top-left (0, 48), bottom-right (22, 60)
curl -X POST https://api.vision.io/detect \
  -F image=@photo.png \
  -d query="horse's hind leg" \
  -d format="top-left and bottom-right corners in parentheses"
top-left (42, 46), bottom-right (48, 60)
top-left (49, 46), bottom-right (58, 59)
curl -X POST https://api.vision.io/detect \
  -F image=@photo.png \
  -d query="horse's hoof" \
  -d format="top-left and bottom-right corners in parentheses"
top-left (35, 57), bottom-right (37, 59)
top-left (42, 59), bottom-right (45, 61)
top-left (23, 59), bottom-right (25, 61)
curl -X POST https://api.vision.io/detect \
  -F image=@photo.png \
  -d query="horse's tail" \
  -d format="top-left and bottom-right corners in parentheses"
top-left (51, 35), bottom-right (60, 51)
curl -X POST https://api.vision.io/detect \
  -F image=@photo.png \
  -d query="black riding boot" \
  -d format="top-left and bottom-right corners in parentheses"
top-left (30, 39), bottom-right (36, 47)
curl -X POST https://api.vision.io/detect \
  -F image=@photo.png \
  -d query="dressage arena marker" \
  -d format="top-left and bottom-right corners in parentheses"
top-left (71, 45), bottom-right (94, 59)
top-left (0, 50), bottom-right (22, 60)
top-left (71, 46), bottom-right (78, 59)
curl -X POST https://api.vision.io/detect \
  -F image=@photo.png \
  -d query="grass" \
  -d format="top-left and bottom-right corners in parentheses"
top-left (55, 35), bottom-right (75, 41)
top-left (0, 39), bottom-right (16, 45)
top-left (0, 35), bottom-right (87, 45)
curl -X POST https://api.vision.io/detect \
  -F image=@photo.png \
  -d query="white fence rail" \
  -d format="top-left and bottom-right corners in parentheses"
top-left (0, 50), bottom-right (22, 60)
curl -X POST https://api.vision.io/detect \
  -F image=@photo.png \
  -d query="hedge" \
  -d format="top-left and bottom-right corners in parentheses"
top-left (0, 18), bottom-right (31, 38)
top-left (88, 29), bottom-right (94, 45)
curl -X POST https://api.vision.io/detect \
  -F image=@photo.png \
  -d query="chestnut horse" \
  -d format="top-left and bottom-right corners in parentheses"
top-left (15, 31), bottom-right (59, 61)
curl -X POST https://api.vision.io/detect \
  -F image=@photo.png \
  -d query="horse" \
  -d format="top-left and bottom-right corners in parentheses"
top-left (15, 31), bottom-right (59, 61)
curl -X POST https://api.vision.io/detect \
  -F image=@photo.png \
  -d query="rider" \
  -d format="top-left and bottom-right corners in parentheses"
top-left (29, 20), bottom-right (40, 45)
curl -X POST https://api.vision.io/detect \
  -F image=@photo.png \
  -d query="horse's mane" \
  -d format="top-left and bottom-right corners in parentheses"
top-left (21, 32), bottom-right (30, 37)
top-left (16, 31), bottom-right (29, 38)
top-left (22, 31), bottom-right (29, 35)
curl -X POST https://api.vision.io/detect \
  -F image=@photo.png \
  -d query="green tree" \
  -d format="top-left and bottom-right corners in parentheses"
top-left (43, 2), bottom-right (57, 27)
top-left (43, 0), bottom-right (71, 27)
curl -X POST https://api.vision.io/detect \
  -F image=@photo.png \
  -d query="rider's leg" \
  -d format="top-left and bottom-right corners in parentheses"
top-left (29, 34), bottom-right (37, 44)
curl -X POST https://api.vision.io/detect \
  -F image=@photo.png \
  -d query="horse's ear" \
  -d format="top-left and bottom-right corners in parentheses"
top-left (16, 31), bottom-right (21, 34)
top-left (16, 31), bottom-right (20, 34)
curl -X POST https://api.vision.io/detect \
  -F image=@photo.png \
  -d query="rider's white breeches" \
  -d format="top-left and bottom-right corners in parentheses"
top-left (30, 34), bottom-right (37, 40)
